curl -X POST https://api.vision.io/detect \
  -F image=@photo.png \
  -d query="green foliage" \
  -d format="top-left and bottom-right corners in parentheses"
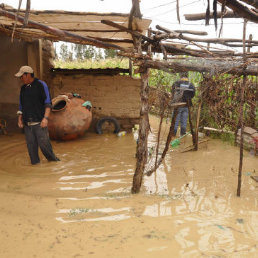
top-left (148, 69), bottom-right (177, 92)
top-left (147, 70), bottom-right (203, 96)
top-left (220, 133), bottom-right (235, 145)
top-left (104, 49), bottom-right (117, 59)
top-left (189, 71), bottom-right (203, 86)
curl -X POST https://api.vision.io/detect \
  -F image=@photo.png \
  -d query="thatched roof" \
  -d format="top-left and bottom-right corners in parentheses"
top-left (0, 4), bottom-right (151, 49)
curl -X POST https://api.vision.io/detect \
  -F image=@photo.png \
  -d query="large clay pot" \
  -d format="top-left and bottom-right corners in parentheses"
top-left (48, 94), bottom-right (92, 141)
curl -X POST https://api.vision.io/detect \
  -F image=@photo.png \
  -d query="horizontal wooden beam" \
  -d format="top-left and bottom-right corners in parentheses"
top-left (101, 19), bottom-right (155, 44)
top-left (185, 10), bottom-right (239, 21)
top-left (156, 24), bottom-right (208, 36)
top-left (178, 34), bottom-right (258, 44)
top-left (155, 24), bottom-right (258, 50)
top-left (140, 59), bottom-right (258, 76)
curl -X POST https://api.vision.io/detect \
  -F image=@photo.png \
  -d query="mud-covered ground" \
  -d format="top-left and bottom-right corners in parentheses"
top-left (0, 115), bottom-right (257, 258)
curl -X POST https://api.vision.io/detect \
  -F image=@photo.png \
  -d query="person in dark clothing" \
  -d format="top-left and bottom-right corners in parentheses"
top-left (171, 72), bottom-right (195, 136)
top-left (15, 65), bottom-right (59, 165)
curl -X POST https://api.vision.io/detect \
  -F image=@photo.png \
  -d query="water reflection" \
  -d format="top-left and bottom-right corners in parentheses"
top-left (56, 214), bottom-right (131, 223)
top-left (143, 201), bottom-right (171, 217)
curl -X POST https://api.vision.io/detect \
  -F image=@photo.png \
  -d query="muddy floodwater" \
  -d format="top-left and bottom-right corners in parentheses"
top-left (0, 115), bottom-right (257, 258)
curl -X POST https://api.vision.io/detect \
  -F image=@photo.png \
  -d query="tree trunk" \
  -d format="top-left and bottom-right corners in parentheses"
top-left (141, 59), bottom-right (257, 76)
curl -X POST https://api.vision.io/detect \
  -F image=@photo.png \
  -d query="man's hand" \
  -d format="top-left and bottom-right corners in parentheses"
top-left (40, 117), bottom-right (48, 128)
top-left (18, 120), bottom-right (24, 128)
top-left (18, 116), bottom-right (24, 128)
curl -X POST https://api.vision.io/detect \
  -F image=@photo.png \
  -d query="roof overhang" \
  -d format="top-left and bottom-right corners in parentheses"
top-left (0, 4), bottom-right (151, 50)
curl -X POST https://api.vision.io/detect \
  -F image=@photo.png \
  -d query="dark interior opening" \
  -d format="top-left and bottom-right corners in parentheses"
top-left (52, 100), bottom-right (67, 111)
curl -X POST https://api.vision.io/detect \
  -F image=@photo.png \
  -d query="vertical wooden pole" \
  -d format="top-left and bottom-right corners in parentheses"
top-left (131, 0), bottom-right (149, 194)
top-left (237, 19), bottom-right (247, 197)
top-left (132, 67), bottom-right (149, 193)
top-left (247, 34), bottom-right (255, 129)
top-left (129, 59), bottom-right (133, 77)
top-left (154, 96), bottom-right (165, 170)
top-left (195, 101), bottom-right (202, 151)
top-left (247, 34), bottom-right (252, 53)
top-left (186, 100), bottom-right (196, 148)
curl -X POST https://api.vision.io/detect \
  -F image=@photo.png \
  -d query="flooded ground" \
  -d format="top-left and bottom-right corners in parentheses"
top-left (0, 115), bottom-right (257, 258)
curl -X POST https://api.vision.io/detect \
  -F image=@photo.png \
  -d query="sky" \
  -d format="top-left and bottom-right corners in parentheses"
top-left (2, 0), bottom-right (258, 52)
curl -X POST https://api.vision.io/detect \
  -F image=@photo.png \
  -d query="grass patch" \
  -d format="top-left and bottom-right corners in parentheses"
top-left (54, 58), bottom-right (129, 69)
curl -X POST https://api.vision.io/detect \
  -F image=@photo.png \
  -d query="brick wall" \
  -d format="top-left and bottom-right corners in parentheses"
top-left (51, 73), bottom-right (141, 130)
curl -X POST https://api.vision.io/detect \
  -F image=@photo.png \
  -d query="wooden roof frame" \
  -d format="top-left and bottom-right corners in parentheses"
top-left (0, 3), bottom-right (151, 49)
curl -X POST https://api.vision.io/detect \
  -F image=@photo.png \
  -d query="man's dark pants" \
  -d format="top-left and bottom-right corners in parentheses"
top-left (24, 124), bottom-right (59, 164)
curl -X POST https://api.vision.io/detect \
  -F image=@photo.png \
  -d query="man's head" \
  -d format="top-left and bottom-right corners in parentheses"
top-left (15, 66), bottom-right (34, 84)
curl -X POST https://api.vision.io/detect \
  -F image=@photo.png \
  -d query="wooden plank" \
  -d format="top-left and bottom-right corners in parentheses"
top-left (0, 18), bottom-right (150, 42)
top-left (0, 8), bottom-right (151, 33)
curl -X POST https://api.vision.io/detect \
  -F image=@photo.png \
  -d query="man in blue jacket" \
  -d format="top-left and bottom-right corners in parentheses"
top-left (15, 66), bottom-right (59, 165)
top-left (171, 72), bottom-right (195, 136)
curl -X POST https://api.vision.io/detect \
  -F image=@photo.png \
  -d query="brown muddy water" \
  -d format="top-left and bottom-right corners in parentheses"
top-left (0, 115), bottom-right (257, 258)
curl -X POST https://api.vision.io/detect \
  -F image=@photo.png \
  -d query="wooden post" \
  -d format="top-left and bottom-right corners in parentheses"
top-left (154, 96), bottom-right (165, 170)
top-left (129, 59), bottom-right (133, 77)
top-left (132, 67), bottom-right (149, 193)
top-left (247, 34), bottom-right (255, 129)
top-left (237, 19), bottom-right (247, 197)
top-left (131, 0), bottom-right (149, 194)
top-left (195, 101), bottom-right (202, 150)
top-left (247, 34), bottom-right (253, 53)
top-left (186, 99), bottom-right (196, 148)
